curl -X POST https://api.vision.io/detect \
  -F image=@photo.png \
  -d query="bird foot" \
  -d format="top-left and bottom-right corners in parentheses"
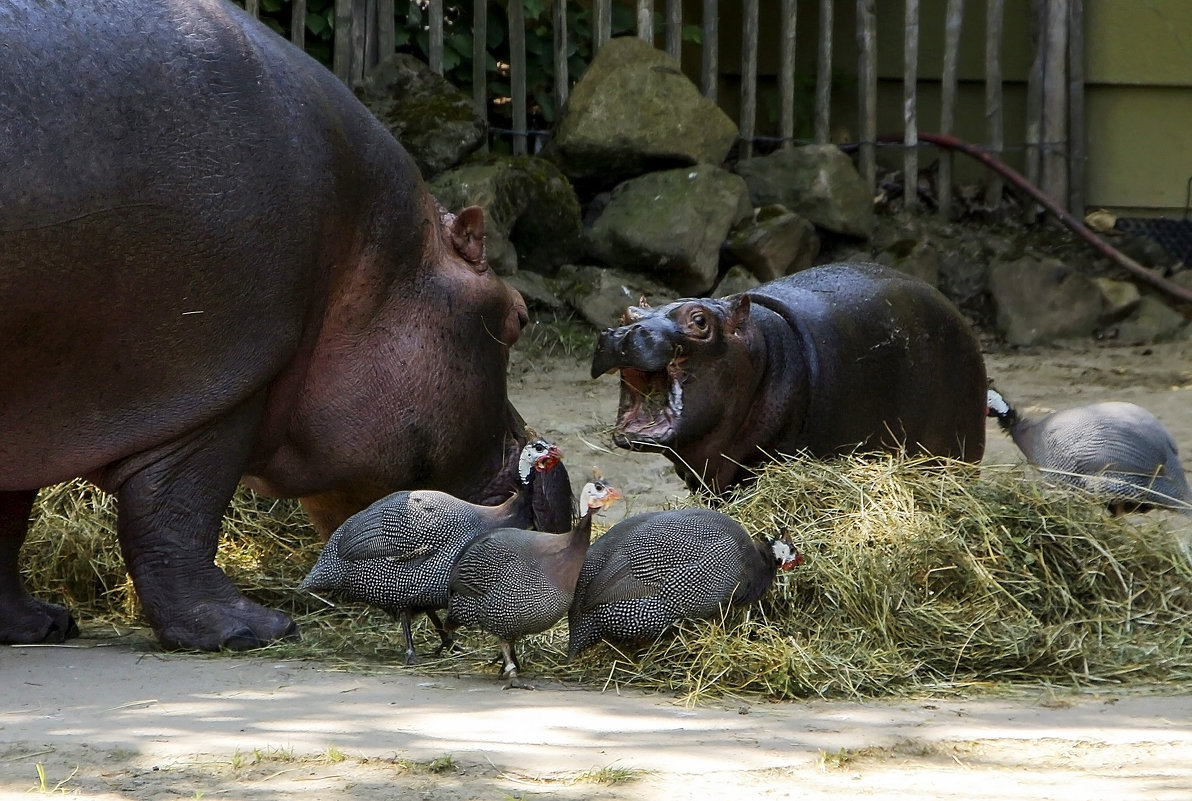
top-left (432, 639), bottom-right (462, 657)
top-left (503, 673), bottom-right (536, 690)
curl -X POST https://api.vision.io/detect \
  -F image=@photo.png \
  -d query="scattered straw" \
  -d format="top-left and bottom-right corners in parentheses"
top-left (20, 456), bottom-right (1192, 700)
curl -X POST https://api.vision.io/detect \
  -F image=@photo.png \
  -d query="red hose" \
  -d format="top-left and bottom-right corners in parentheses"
top-left (857, 131), bottom-right (1192, 306)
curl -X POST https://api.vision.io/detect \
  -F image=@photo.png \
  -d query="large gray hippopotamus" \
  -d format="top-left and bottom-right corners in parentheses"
top-left (591, 262), bottom-right (987, 493)
top-left (0, 0), bottom-right (537, 650)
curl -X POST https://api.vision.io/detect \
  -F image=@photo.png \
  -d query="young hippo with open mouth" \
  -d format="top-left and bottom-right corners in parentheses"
top-left (590, 262), bottom-right (987, 494)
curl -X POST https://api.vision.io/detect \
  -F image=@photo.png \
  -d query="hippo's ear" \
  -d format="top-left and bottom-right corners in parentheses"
top-left (451, 206), bottom-right (487, 266)
top-left (726, 294), bottom-right (752, 334)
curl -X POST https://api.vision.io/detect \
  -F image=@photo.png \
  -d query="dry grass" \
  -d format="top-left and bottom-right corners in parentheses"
top-left (20, 454), bottom-right (1192, 700)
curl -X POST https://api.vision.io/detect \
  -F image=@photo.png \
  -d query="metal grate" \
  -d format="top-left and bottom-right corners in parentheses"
top-left (1113, 217), bottom-right (1192, 264)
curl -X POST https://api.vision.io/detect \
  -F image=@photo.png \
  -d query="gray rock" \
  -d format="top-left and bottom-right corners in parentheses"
top-left (875, 238), bottom-right (941, 287)
top-left (987, 257), bottom-right (1104, 346)
top-left (1094, 277), bottom-right (1141, 324)
top-left (734, 145), bottom-right (875, 238)
top-left (1104, 296), bottom-right (1188, 345)
top-left (712, 265), bottom-right (761, 298)
top-left (543, 37), bottom-right (739, 192)
top-left (554, 264), bottom-right (673, 329)
top-left (505, 270), bottom-right (566, 311)
top-left (726, 206), bottom-right (820, 283)
top-left (585, 165), bottom-right (752, 295)
top-left (356, 54), bottom-right (485, 179)
top-left (430, 156), bottom-right (583, 275)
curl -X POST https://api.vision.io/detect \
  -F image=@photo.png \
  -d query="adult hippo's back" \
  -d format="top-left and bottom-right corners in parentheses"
top-left (0, 0), bottom-right (532, 649)
top-left (591, 263), bottom-right (986, 492)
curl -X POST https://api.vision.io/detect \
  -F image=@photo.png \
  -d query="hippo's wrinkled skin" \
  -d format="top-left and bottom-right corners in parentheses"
top-left (0, 0), bottom-right (533, 650)
top-left (591, 262), bottom-right (986, 493)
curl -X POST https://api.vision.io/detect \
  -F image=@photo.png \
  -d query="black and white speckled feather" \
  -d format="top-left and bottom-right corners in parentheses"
top-left (566, 508), bottom-right (801, 660)
top-left (299, 439), bottom-right (569, 664)
top-left (445, 480), bottom-right (622, 678)
top-left (987, 388), bottom-right (1192, 513)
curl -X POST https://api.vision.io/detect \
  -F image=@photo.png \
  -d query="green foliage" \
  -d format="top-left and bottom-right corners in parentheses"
top-left (232, 0), bottom-right (336, 64)
top-left (394, 1), bottom-right (642, 130)
top-left (230, 1), bottom-right (699, 132)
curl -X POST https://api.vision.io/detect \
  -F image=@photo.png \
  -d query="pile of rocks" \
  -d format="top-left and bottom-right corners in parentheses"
top-left (358, 37), bottom-right (1190, 347)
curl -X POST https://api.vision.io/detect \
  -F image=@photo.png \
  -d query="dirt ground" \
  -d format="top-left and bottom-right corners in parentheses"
top-left (3, 338), bottom-right (1192, 800)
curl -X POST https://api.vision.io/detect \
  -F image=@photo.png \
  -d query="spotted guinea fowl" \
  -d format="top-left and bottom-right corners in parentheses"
top-left (987, 386), bottom-right (1192, 514)
top-left (445, 479), bottom-right (623, 679)
top-left (566, 508), bottom-right (802, 659)
top-left (299, 438), bottom-right (568, 664)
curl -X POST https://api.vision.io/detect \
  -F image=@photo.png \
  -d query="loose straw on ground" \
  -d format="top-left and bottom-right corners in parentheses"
top-left (22, 454), bottom-right (1192, 700)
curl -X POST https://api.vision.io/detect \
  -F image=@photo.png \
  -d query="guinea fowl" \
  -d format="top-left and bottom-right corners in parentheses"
top-left (446, 479), bottom-right (623, 679)
top-left (299, 438), bottom-right (569, 664)
top-left (987, 386), bottom-right (1192, 514)
top-left (566, 509), bottom-right (802, 660)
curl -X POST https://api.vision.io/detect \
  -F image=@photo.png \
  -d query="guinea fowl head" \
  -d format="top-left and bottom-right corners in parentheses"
top-left (579, 478), bottom-right (623, 516)
top-left (985, 386), bottom-right (1019, 430)
top-left (518, 438), bottom-right (564, 485)
top-left (768, 535), bottom-right (804, 570)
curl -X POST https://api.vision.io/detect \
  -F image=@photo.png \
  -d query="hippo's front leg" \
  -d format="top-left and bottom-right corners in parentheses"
top-left (0, 489), bottom-right (80, 644)
top-left (104, 398), bottom-right (297, 651)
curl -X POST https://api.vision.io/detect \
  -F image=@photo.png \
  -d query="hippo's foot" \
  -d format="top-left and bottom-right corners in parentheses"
top-left (153, 597), bottom-right (298, 652)
top-left (0, 595), bottom-right (80, 644)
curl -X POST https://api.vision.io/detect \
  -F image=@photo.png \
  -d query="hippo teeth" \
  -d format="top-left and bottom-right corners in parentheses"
top-left (615, 368), bottom-right (680, 447)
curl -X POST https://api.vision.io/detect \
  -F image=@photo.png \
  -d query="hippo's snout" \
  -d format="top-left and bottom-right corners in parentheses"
top-left (591, 323), bottom-right (676, 378)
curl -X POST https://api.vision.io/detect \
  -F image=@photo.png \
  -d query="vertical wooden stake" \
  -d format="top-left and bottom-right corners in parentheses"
top-left (903, 0), bottom-right (920, 211)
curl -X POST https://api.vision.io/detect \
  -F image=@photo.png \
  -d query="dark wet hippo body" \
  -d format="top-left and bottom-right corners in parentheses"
top-left (591, 262), bottom-right (987, 493)
top-left (0, 0), bottom-right (533, 649)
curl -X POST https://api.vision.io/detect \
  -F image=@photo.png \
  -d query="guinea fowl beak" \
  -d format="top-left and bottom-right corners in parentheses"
top-left (778, 547), bottom-right (804, 570)
top-left (598, 486), bottom-right (624, 509)
top-left (534, 444), bottom-right (563, 472)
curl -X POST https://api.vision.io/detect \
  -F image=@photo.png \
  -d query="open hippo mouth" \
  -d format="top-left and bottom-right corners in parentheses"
top-left (610, 364), bottom-right (685, 450)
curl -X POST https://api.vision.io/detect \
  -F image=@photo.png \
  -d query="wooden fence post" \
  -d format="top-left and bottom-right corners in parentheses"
top-left (1042, 0), bottom-right (1069, 210)
top-left (509, 0), bottom-right (527, 154)
top-left (1068, 0), bottom-right (1085, 214)
top-left (428, 0), bottom-right (443, 75)
top-left (1024, 0), bottom-right (1045, 221)
top-left (938, 0), bottom-right (964, 219)
top-left (594, 0), bottom-right (612, 50)
top-left (637, 0), bottom-right (654, 43)
top-left (903, 0), bottom-right (919, 212)
top-left (665, 0), bottom-right (682, 62)
top-left (740, 0), bottom-right (758, 158)
top-left (376, 0), bottom-right (394, 64)
top-left (779, 0), bottom-right (797, 151)
top-left (701, 0), bottom-right (718, 102)
top-left (554, 0), bottom-right (569, 114)
top-left (291, 0), bottom-right (306, 49)
top-left (985, 0), bottom-right (1005, 210)
top-left (856, 0), bottom-right (876, 192)
top-left (814, 0), bottom-right (832, 144)
top-left (333, 0), bottom-right (352, 84)
top-left (473, 0), bottom-right (488, 125)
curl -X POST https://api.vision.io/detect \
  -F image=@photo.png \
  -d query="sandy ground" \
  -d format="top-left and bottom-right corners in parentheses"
top-left (3, 338), bottom-right (1192, 799)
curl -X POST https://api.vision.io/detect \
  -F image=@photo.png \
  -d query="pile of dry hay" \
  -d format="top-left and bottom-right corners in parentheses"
top-left (20, 455), bottom-right (1192, 700)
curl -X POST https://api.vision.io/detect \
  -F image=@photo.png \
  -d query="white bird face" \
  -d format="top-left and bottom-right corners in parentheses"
top-left (579, 479), bottom-right (623, 514)
top-left (769, 538), bottom-right (803, 570)
top-left (518, 438), bottom-right (563, 484)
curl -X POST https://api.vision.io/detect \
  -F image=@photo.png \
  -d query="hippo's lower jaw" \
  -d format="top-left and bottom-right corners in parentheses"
top-left (613, 367), bottom-right (684, 450)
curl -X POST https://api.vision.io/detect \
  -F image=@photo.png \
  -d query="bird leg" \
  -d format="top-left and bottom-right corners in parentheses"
top-left (400, 610), bottom-right (418, 666)
top-left (425, 610), bottom-right (458, 656)
top-left (499, 640), bottom-right (521, 678)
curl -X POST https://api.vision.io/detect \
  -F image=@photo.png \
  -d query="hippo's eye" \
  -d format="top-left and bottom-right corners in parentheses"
top-left (689, 309), bottom-right (709, 335)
